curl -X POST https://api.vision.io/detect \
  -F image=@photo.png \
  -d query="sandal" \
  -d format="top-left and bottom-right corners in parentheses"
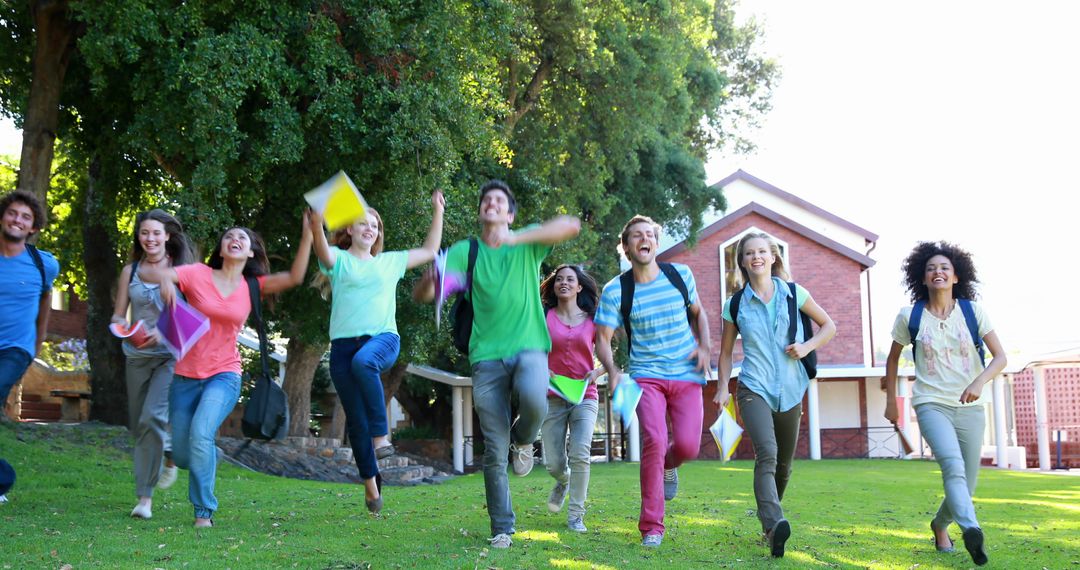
top-left (931, 522), bottom-right (954, 552)
top-left (375, 445), bottom-right (396, 460)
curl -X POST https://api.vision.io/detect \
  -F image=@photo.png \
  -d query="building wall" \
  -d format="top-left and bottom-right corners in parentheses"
top-left (664, 211), bottom-right (866, 366)
top-left (1012, 366), bottom-right (1080, 468)
top-left (48, 289), bottom-right (88, 339)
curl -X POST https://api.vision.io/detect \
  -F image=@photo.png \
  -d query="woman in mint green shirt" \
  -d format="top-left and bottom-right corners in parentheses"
top-left (714, 232), bottom-right (835, 558)
top-left (310, 191), bottom-right (444, 513)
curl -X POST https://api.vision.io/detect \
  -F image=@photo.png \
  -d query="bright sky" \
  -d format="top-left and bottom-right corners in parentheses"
top-left (2, 2), bottom-right (1077, 355)
top-left (706, 0), bottom-right (1080, 356)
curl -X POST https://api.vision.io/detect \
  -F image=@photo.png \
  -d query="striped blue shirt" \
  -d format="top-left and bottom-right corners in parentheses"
top-left (595, 263), bottom-right (704, 384)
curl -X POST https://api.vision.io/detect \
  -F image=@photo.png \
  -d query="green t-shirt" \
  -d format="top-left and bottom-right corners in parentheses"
top-left (446, 231), bottom-right (552, 364)
top-left (321, 248), bottom-right (408, 339)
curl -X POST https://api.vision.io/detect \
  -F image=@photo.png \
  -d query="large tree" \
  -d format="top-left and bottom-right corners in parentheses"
top-left (0, 0), bottom-right (775, 435)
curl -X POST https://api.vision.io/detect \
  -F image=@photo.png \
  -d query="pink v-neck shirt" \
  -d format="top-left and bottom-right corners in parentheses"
top-left (174, 264), bottom-right (266, 379)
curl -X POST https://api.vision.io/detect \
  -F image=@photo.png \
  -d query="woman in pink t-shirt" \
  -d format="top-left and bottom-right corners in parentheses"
top-left (538, 264), bottom-right (603, 533)
top-left (144, 217), bottom-right (312, 528)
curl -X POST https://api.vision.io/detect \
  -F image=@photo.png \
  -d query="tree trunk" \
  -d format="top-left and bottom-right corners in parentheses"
top-left (83, 154), bottom-right (126, 425)
top-left (381, 361), bottom-right (408, 406)
top-left (282, 337), bottom-right (326, 437)
top-left (16, 0), bottom-right (81, 204)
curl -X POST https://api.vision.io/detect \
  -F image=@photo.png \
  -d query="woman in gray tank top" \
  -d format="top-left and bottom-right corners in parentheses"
top-left (110, 209), bottom-right (195, 520)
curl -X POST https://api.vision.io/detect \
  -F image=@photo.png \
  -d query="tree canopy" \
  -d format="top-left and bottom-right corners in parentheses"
top-left (0, 0), bottom-right (777, 429)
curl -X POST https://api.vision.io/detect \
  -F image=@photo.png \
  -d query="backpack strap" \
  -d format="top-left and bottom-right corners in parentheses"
top-left (908, 300), bottom-right (926, 365)
top-left (729, 285), bottom-right (744, 332)
top-left (246, 276), bottom-right (273, 381)
top-left (619, 270), bottom-right (636, 356)
top-left (24, 244), bottom-right (47, 295)
top-left (786, 282), bottom-right (799, 345)
top-left (465, 237), bottom-right (478, 298)
top-left (658, 262), bottom-right (692, 326)
top-left (957, 298), bottom-right (986, 366)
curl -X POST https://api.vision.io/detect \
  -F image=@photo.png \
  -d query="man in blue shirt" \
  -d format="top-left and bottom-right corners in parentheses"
top-left (0, 191), bottom-right (60, 421)
top-left (595, 215), bottom-right (712, 548)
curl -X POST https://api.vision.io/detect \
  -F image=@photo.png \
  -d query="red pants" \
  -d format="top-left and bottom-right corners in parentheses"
top-left (636, 378), bottom-right (703, 536)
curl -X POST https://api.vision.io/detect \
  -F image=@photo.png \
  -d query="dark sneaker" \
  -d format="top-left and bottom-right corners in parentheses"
top-left (962, 527), bottom-right (988, 566)
top-left (663, 468), bottom-right (678, 500)
top-left (547, 481), bottom-right (568, 513)
top-left (769, 519), bottom-right (791, 558)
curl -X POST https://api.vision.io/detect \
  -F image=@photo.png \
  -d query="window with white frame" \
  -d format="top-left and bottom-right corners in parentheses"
top-left (719, 228), bottom-right (788, 300)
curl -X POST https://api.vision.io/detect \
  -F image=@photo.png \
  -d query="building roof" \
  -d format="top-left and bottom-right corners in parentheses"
top-left (713, 170), bottom-right (879, 242)
top-left (658, 201), bottom-right (877, 268)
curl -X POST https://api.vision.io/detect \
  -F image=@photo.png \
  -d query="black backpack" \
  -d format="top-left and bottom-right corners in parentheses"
top-left (240, 276), bottom-right (289, 441)
top-left (450, 238), bottom-right (479, 355)
top-left (618, 262), bottom-right (693, 357)
top-left (730, 281), bottom-right (817, 379)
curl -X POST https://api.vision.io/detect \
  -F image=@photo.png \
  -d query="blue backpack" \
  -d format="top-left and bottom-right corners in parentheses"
top-left (907, 299), bottom-right (985, 366)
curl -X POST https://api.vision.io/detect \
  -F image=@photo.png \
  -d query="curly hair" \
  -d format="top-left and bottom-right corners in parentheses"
top-left (900, 241), bottom-right (979, 302)
top-left (0, 190), bottom-right (47, 230)
top-left (540, 264), bottom-right (598, 316)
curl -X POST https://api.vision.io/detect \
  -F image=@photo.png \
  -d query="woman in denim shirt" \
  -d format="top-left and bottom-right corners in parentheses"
top-left (714, 232), bottom-right (835, 558)
top-left (883, 242), bottom-right (1005, 566)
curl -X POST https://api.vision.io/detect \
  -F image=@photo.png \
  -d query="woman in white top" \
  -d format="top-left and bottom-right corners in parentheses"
top-left (884, 241), bottom-right (1006, 566)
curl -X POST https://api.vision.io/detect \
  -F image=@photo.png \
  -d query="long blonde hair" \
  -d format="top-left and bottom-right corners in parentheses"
top-left (310, 208), bottom-right (385, 299)
top-left (735, 232), bottom-right (789, 287)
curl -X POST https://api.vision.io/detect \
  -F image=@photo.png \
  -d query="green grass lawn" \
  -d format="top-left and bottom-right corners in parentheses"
top-left (1, 423), bottom-right (1077, 569)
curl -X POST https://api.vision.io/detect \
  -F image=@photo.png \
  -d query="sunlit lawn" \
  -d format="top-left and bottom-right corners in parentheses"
top-left (1, 422), bottom-right (1077, 569)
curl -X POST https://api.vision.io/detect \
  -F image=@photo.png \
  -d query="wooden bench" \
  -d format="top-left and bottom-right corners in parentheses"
top-left (49, 390), bottom-right (91, 422)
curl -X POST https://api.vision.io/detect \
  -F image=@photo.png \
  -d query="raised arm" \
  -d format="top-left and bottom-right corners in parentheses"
top-left (595, 324), bottom-right (621, 393)
top-left (261, 212), bottom-right (315, 295)
top-left (111, 264), bottom-right (134, 326)
top-left (883, 341), bottom-right (904, 423)
top-left (405, 190), bottom-right (445, 269)
top-left (784, 297), bottom-right (836, 359)
top-left (713, 320), bottom-right (738, 407)
top-left (308, 209), bottom-right (337, 270)
top-left (503, 215), bottom-right (581, 247)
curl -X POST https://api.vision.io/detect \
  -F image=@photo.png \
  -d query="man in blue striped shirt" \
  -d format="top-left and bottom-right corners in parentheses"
top-left (595, 215), bottom-right (712, 548)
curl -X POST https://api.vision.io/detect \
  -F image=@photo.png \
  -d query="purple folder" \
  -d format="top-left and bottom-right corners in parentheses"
top-left (156, 298), bottom-right (211, 361)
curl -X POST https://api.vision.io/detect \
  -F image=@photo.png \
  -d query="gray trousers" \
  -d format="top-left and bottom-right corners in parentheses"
top-left (126, 356), bottom-right (174, 497)
top-left (541, 397), bottom-right (599, 519)
top-left (916, 402), bottom-right (984, 531)
top-left (738, 383), bottom-right (802, 532)
top-left (471, 350), bottom-right (550, 536)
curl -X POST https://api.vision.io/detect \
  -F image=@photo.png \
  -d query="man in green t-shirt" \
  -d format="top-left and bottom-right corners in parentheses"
top-left (416, 180), bottom-right (579, 548)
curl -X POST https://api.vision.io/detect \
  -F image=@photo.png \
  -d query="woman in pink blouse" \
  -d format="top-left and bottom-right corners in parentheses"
top-left (539, 264), bottom-right (602, 533)
top-left (143, 216), bottom-right (312, 527)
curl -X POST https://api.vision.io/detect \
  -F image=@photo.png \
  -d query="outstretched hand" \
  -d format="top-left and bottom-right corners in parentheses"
top-left (431, 190), bottom-right (445, 213)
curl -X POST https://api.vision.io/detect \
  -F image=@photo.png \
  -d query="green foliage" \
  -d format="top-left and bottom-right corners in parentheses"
top-left (1, 0), bottom-right (777, 399)
top-left (2, 423), bottom-right (1077, 568)
top-left (36, 338), bottom-right (90, 372)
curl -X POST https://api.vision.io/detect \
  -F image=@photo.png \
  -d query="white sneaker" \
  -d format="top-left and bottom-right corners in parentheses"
top-left (157, 464), bottom-right (178, 489)
top-left (130, 502), bottom-right (152, 519)
top-left (567, 516), bottom-right (587, 533)
top-left (510, 443), bottom-right (534, 477)
top-left (489, 533), bottom-right (512, 548)
top-left (0, 494), bottom-right (8, 504)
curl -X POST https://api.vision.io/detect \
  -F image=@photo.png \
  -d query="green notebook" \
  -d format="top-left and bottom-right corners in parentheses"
top-left (549, 374), bottom-right (587, 405)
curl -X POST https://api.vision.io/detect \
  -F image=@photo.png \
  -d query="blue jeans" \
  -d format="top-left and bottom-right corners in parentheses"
top-left (471, 350), bottom-right (549, 536)
top-left (541, 397), bottom-right (599, 519)
top-left (916, 402), bottom-right (984, 531)
top-left (329, 333), bottom-right (400, 480)
top-left (169, 372), bottom-right (241, 519)
top-left (0, 347), bottom-right (32, 416)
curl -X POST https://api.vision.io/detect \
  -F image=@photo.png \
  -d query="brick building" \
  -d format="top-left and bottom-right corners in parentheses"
top-left (656, 170), bottom-right (907, 459)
